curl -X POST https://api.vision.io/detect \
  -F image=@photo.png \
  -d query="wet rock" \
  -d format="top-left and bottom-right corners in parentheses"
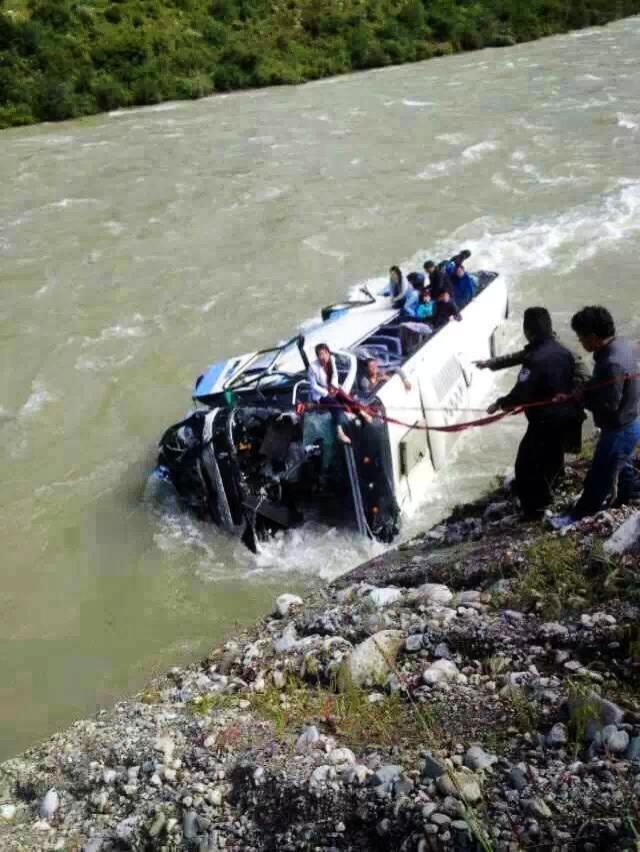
top-left (274, 593), bottom-right (303, 618)
top-left (343, 764), bottom-right (370, 785)
top-left (431, 813), bottom-right (451, 827)
top-left (343, 630), bottom-right (404, 688)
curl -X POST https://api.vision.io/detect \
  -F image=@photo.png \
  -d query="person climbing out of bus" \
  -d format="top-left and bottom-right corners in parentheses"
top-left (308, 343), bottom-right (371, 444)
top-left (451, 264), bottom-right (477, 309)
top-left (432, 290), bottom-right (462, 329)
top-left (382, 265), bottom-right (404, 299)
top-left (549, 306), bottom-right (640, 528)
top-left (423, 260), bottom-right (436, 282)
top-left (358, 356), bottom-right (411, 398)
top-left (485, 307), bottom-right (582, 521)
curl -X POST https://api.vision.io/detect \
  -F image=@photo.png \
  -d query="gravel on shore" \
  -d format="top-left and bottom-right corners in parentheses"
top-left (1, 457), bottom-right (640, 851)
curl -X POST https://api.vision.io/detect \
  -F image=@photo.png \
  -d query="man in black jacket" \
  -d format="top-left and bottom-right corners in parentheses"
top-left (486, 307), bottom-right (582, 520)
top-left (550, 306), bottom-right (640, 527)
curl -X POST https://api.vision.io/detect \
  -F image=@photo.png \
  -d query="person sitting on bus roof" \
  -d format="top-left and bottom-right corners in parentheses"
top-left (308, 343), bottom-right (371, 444)
top-left (382, 265), bottom-right (404, 299)
top-left (451, 264), bottom-right (476, 309)
top-left (394, 272), bottom-right (424, 318)
top-left (432, 290), bottom-right (462, 329)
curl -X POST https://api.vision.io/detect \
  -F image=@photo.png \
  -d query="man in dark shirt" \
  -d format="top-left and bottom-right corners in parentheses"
top-left (551, 306), bottom-right (640, 527)
top-left (486, 307), bottom-right (581, 520)
top-left (432, 291), bottom-right (462, 329)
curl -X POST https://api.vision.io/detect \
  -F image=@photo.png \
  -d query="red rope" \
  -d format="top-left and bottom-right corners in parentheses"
top-left (301, 368), bottom-right (640, 435)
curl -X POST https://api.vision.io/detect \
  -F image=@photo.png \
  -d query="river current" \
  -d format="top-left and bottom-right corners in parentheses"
top-left (1, 17), bottom-right (639, 759)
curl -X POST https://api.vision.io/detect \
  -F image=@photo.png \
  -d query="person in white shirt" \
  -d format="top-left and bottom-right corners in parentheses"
top-left (308, 343), bottom-right (371, 444)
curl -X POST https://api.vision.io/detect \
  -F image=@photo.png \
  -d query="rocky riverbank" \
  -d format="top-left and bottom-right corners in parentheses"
top-left (1, 456), bottom-right (640, 851)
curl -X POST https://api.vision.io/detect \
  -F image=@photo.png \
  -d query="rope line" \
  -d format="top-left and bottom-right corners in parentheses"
top-left (301, 368), bottom-right (640, 435)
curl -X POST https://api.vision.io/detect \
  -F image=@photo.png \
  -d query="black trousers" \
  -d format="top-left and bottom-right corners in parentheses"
top-left (514, 422), bottom-right (566, 515)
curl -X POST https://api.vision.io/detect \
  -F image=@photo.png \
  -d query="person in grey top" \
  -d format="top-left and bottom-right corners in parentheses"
top-left (551, 306), bottom-right (640, 527)
top-left (358, 356), bottom-right (411, 398)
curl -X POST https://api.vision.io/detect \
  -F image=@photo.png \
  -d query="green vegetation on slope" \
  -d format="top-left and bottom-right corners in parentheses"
top-left (0, 0), bottom-right (639, 128)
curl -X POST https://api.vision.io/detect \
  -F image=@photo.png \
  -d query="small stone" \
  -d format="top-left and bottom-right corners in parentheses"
top-left (296, 726), bottom-right (320, 753)
top-left (329, 748), bottom-right (356, 766)
top-left (154, 736), bottom-right (175, 761)
top-left (33, 820), bottom-right (52, 832)
top-left (149, 812), bottom-right (166, 838)
top-left (507, 767), bottom-right (528, 791)
top-left (436, 771), bottom-right (482, 804)
top-left (423, 754), bottom-right (446, 779)
top-left (547, 723), bottom-right (568, 748)
top-left (274, 623), bottom-right (299, 653)
top-left (274, 593), bottom-right (303, 617)
top-left (464, 746), bottom-right (497, 771)
top-left (39, 789), bottom-right (59, 820)
top-left (343, 764), bottom-right (370, 785)
top-left (343, 631), bottom-right (404, 688)
top-left (415, 583), bottom-right (453, 606)
top-left (433, 643), bottom-right (452, 659)
top-left (272, 669), bottom-right (286, 689)
top-left (183, 810), bottom-right (198, 841)
top-left (405, 634), bottom-right (423, 653)
top-left (626, 736), bottom-right (640, 761)
top-left (525, 797), bottom-right (552, 820)
top-left (102, 769), bottom-right (117, 785)
top-left (116, 817), bottom-right (139, 844)
top-left (207, 788), bottom-right (223, 806)
top-left (0, 804), bottom-right (16, 821)
top-left (431, 813), bottom-right (451, 827)
top-left (373, 765), bottom-right (403, 786)
top-left (310, 765), bottom-right (335, 788)
top-left (603, 726), bottom-right (629, 754)
top-left (163, 767), bottom-right (177, 782)
top-left (368, 587), bottom-right (403, 608)
top-left (452, 819), bottom-right (471, 834)
top-left (149, 773), bottom-right (162, 787)
top-left (423, 659), bottom-right (460, 686)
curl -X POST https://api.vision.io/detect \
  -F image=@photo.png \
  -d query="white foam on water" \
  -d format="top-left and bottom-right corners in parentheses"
top-left (435, 133), bottom-right (469, 146)
top-left (417, 158), bottom-right (457, 181)
top-left (617, 113), bottom-right (639, 130)
top-left (105, 221), bottom-right (125, 236)
top-left (302, 235), bottom-right (349, 262)
top-left (462, 140), bottom-right (500, 161)
top-left (21, 380), bottom-right (55, 416)
top-left (75, 354), bottom-right (134, 372)
top-left (401, 99), bottom-right (436, 107)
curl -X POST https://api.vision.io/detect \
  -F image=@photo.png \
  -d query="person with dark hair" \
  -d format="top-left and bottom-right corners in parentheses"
top-left (358, 356), bottom-right (411, 397)
top-left (432, 290), bottom-right (462, 329)
top-left (394, 272), bottom-right (425, 318)
top-left (486, 307), bottom-right (582, 520)
top-left (423, 260), bottom-right (436, 279)
top-left (550, 306), bottom-right (640, 527)
top-left (451, 264), bottom-right (477, 309)
top-left (383, 265), bottom-right (404, 299)
top-left (308, 343), bottom-right (352, 443)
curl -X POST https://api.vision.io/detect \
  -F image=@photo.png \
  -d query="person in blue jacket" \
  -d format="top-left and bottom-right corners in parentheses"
top-left (394, 272), bottom-right (424, 318)
top-left (451, 264), bottom-right (476, 309)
